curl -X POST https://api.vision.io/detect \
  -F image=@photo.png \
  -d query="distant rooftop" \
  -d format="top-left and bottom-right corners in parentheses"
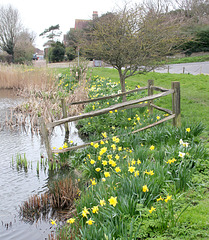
top-left (74, 11), bottom-right (98, 30)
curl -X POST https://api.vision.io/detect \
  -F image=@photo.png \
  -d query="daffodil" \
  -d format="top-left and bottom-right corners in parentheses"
top-left (104, 171), bottom-right (110, 177)
top-left (142, 185), bottom-right (149, 192)
top-left (150, 145), bottom-right (155, 151)
top-left (67, 218), bottom-right (75, 224)
top-left (86, 218), bottom-right (95, 225)
top-left (157, 196), bottom-right (164, 202)
top-left (90, 159), bottom-right (95, 165)
top-left (186, 128), bottom-right (191, 132)
top-left (108, 196), bottom-right (118, 207)
top-left (92, 206), bottom-right (99, 214)
top-left (134, 170), bottom-right (139, 177)
top-left (100, 199), bottom-right (106, 206)
top-left (90, 179), bottom-right (97, 186)
top-left (118, 147), bottom-right (122, 151)
top-left (131, 159), bottom-right (136, 165)
top-left (166, 158), bottom-right (176, 164)
top-left (102, 132), bottom-right (107, 138)
top-left (111, 144), bottom-right (116, 150)
top-left (82, 207), bottom-right (89, 218)
top-left (183, 142), bottom-right (189, 147)
top-left (95, 168), bottom-right (101, 172)
top-left (165, 194), bottom-right (172, 203)
top-left (115, 167), bottom-right (121, 173)
top-left (94, 143), bottom-right (99, 148)
top-left (50, 219), bottom-right (57, 225)
top-left (128, 166), bottom-right (135, 173)
top-left (137, 159), bottom-right (141, 164)
top-left (99, 147), bottom-right (107, 155)
top-left (179, 151), bottom-right (185, 158)
top-left (102, 160), bottom-right (108, 166)
top-left (149, 206), bottom-right (156, 213)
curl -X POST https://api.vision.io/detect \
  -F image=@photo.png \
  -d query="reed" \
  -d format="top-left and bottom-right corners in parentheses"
top-left (0, 64), bottom-right (55, 91)
top-left (4, 66), bottom-right (89, 133)
top-left (19, 177), bottom-right (79, 223)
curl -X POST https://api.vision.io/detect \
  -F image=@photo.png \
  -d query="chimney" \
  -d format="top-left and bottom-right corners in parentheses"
top-left (92, 11), bottom-right (98, 20)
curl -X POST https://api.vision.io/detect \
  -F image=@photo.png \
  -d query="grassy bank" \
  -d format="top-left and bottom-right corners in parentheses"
top-left (88, 68), bottom-right (209, 146)
top-left (51, 73), bottom-right (209, 239)
top-left (166, 54), bottom-right (209, 64)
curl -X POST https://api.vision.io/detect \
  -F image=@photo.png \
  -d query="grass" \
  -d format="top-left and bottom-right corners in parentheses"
top-left (166, 54), bottom-right (209, 64)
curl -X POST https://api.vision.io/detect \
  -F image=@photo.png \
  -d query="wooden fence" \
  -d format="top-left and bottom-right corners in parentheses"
top-left (39, 80), bottom-right (180, 158)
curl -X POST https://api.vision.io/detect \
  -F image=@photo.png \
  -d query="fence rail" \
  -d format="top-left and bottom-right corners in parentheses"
top-left (40, 80), bottom-right (180, 158)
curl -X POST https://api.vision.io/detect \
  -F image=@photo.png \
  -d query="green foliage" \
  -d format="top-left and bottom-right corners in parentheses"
top-left (180, 25), bottom-right (209, 55)
top-left (48, 41), bottom-right (65, 62)
top-left (65, 46), bottom-right (76, 61)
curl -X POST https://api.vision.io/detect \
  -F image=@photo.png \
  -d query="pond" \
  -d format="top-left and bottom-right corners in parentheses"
top-left (0, 89), bottom-right (84, 240)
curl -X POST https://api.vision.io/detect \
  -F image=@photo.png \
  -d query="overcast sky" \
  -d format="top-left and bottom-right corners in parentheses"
top-left (1, 0), bottom-right (138, 49)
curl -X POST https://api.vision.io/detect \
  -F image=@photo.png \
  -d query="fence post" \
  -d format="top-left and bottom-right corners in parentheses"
top-left (172, 81), bottom-right (181, 127)
top-left (39, 117), bottom-right (53, 159)
top-left (61, 98), bottom-right (69, 141)
top-left (148, 79), bottom-right (154, 114)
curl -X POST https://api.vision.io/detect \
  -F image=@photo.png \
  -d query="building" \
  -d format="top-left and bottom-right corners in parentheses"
top-left (75, 11), bottom-right (98, 30)
top-left (63, 11), bottom-right (98, 46)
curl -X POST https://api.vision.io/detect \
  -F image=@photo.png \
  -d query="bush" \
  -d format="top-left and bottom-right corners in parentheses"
top-left (48, 41), bottom-right (65, 62)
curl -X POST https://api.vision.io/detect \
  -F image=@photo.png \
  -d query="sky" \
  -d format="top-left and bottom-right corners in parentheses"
top-left (1, 0), bottom-right (137, 50)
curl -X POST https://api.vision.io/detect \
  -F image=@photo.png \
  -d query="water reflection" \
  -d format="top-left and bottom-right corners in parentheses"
top-left (0, 89), bottom-right (84, 240)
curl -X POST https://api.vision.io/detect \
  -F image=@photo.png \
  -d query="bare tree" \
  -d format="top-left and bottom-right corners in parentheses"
top-left (14, 30), bottom-right (35, 63)
top-left (84, 4), bottom-right (187, 101)
top-left (0, 4), bottom-right (22, 61)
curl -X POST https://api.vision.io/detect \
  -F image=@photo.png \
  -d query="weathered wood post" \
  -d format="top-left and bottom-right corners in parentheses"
top-left (172, 81), bottom-right (181, 127)
top-left (148, 79), bottom-right (154, 114)
top-left (61, 98), bottom-right (69, 142)
top-left (39, 117), bottom-right (53, 159)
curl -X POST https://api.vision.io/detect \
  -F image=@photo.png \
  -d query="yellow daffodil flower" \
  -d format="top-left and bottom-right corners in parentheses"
top-left (86, 218), bottom-right (95, 225)
top-left (50, 219), bottom-right (57, 225)
top-left (142, 185), bottom-right (149, 192)
top-left (149, 206), bottom-right (156, 213)
top-left (186, 128), bottom-right (191, 132)
top-left (104, 172), bottom-right (110, 177)
top-left (100, 199), bottom-right (106, 206)
top-left (67, 218), bottom-right (75, 224)
top-left (108, 196), bottom-right (118, 207)
top-left (115, 167), bottom-right (121, 173)
top-left (92, 206), bottom-right (99, 214)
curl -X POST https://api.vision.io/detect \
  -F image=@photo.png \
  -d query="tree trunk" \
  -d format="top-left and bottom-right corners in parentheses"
top-left (118, 68), bottom-right (127, 102)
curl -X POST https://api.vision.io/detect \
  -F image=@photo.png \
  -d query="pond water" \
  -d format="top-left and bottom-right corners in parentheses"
top-left (0, 90), bottom-right (84, 240)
